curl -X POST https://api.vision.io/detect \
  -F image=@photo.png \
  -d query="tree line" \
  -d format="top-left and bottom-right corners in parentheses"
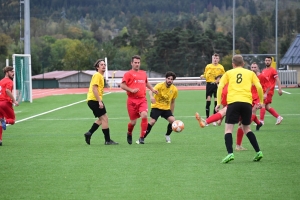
top-left (0, 0), bottom-right (300, 77)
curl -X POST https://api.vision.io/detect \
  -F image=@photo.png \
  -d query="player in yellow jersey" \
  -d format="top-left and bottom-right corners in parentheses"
top-left (84, 59), bottom-right (118, 145)
top-left (142, 71), bottom-right (178, 143)
top-left (200, 53), bottom-right (225, 125)
top-left (216, 55), bottom-right (264, 163)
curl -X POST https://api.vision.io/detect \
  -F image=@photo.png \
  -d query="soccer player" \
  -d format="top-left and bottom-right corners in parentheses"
top-left (216, 54), bottom-right (264, 163)
top-left (120, 55), bottom-right (158, 145)
top-left (143, 71), bottom-right (178, 143)
top-left (260, 57), bottom-right (283, 125)
top-left (0, 66), bottom-right (19, 146)
top-left (200, 53), bottom-right (225, 125)
top-left (84, 59), bottom-right (118, 145)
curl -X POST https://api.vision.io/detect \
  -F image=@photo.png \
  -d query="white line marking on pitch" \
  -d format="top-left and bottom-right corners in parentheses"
top-left (14, 92), bottom-right (111, 124)
top-left (275, 89), bottom-right (291, 94)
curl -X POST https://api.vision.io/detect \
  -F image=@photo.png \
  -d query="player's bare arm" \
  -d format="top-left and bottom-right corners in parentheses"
top-left (120, 82), bottom-right (139, 93)
top-left (92, 85), bottom-right (103, 108)
top-left (275, 77), bottom-right (283, 96)
top-left (170, 99), bottom-right (175, 114)
top-left (6, 88), bottom-right (19, 106)
top-left (146, 82), bottom-right (158, 94)
top-left (148, 90), bottom-right (156, 104)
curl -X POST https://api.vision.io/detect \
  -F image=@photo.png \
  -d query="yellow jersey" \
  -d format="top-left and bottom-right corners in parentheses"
top-left (87, 72), bottom-right (104, 101)
top-left (151, 82), bottom-right (178, 110)
top-left (202, 63), bottom-right (225, 83)
top-left (217, 67), bottom-right (263, 105)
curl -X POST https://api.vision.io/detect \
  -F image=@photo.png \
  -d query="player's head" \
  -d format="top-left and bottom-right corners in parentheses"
top-left (212, 53), bottom-right (220, 65)
top-left (250, 62), bottom-right (260, 73)
top-left (131, 55), bottom-right (141, 71)
top-left (265, 56), bottom-right (272, 68)
top-left (215, 75), bottom-right (223, 84)
top-left (94, 59), bottom-right (106, 72)
top-left (232, 54), bottom-right (244, 68)
top-left (3, 66), bottom-right (14, 80)
top-left (165, 71), bottom-right (176, 87)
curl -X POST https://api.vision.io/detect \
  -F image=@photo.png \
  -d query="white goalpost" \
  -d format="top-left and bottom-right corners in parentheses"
top-left (12, 54), bottom-right (33, 103)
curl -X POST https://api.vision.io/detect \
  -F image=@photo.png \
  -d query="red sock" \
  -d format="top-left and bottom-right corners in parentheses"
top-left (206, 113), bottom-right (222, 124)
top-left (260, 108), bottom-right (266, 121)
top-left (127, 123), bottom-right (134, 136)
top-left (140, 118), bottom-right (148, 138)
top-left (268, 108), bottom-right (279, 118)
top-left (251, 114), bottom-right (260, 125)
top-left (236, 127), bottom-right (244, 146)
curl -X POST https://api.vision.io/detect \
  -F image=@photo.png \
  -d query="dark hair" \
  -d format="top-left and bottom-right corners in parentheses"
top-left (213, 53), bottom-right (219, 57)
top-left (93, 59), bottom-right (105, 71)
top-left (3, 66), bottom-right (14, 73)
top-left (265, 56), bottom-right (272, 61)
top-left (252, 62), bottom-right (257, 64)
top-left (165, 71), bottom-right (176, 80)
top-left (131, 55), bottom-right (141, 62)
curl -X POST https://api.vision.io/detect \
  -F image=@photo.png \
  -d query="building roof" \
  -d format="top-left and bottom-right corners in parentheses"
top-left (280, 34), bottom-right (300, 65)
top-left (32, 70), bottom-right (128, 80)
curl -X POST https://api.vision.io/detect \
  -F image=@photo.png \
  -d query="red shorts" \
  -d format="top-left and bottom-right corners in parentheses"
top-left (0, 101), bottom-right (15, 124)
top-left (127, 97), bottom-right (148, 120)
top-left (264, 94), bottom-right (273, 104)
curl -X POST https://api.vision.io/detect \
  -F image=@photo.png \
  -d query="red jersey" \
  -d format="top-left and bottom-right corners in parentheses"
top-left (261, 67), bottom-right (278, 95)
top-left (257, 73), bottom-right (270, 93)
top-left (0, 77), bottom-right (13, 103)
top-left (221, 84), bottom-right (228, 106)
top-left (122, 70), bottom-right (148, 98)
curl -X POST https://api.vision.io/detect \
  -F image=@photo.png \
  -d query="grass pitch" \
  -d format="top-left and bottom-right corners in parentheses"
top-left (1, 88), bottom-right (300, 199)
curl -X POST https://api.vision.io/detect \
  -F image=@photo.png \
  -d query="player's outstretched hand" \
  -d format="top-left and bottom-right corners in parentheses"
top-left (278, 89), bottom-right (283, 96)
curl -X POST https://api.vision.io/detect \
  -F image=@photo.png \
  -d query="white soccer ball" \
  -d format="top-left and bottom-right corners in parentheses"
top-left (172, 120), bottom-right (185, 132)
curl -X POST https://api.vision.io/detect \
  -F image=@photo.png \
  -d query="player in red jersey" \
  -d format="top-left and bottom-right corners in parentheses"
top-left (120, 55), bottom-right (158, 145)
top-left (0, 66), bottom-right (19, 146)
top-left (260, 57), bottom-right (283, 125)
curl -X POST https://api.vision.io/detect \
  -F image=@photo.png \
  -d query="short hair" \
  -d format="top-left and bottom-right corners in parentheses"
top-left (265, 56), bottom-right (272, 61)
top-left (165, 71), bottom-right (176, 80)
top-left (131, 55), bottom-right (141, 62)
top-left (93, 59), bottom-right (105, 71)
top-left (3, 66), bottom-right (14, 73)
top-left (213, 53), bottom-right (219, 57)
top-left (232, 55), bottom-right (244, 66)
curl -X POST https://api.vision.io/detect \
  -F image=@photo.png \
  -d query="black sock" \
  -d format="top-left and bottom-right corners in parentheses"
top-left (144, 123), bottom-right (153, 138)
top-left (205, 101), bottom-right (211, 118)
top-left (214, 101), bottom-right (217, 114)
top-left (246, 131), bottom-right (260, 152)
top-left (102, 128), bottom-right (111, 142)
top-left (225, 133), bottom-right (233, 154)
top-left (165, 123), bottom-right (172, 136)
top-left (89, 123), bottom-right (99, 135)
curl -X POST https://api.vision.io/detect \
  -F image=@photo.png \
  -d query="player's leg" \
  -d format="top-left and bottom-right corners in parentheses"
top-left (205, 84), bottom-right (213, 119)
top-left (241, 103), bottom-right (263, 161)
top-left (212, 86), bottom-right (218, 126)
top-left (100, 113), bottom-right (118, 145)
top-left (196, 107), bottom-right (226, 128)
top-left (266, 104), bottom-right (283, 125)
top-left (235, 125), bottom-right (247, 151)
top-left (126, 98), bottom-right (139, 144)
top-left (84, 100), bottom-right (102, 145)
top-left (221, 104), bottom-right (239, 163)
top-left (164, 110), bottom-right (175, 143)
top-left (144, 108), bottom-right (160, 139)
top-left (136, 98), bottom-right (149, 144)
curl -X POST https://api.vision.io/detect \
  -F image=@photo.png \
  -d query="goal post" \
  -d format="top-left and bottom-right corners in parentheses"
top-left (12, 54), bottom-right (32, 103)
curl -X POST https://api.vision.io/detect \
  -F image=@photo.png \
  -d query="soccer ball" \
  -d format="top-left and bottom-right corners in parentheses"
top-left (172, 120), bottom-right (184, 132)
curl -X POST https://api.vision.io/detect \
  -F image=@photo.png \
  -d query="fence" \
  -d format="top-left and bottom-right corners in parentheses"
top-left (278, 70), bottom-right (298, 87)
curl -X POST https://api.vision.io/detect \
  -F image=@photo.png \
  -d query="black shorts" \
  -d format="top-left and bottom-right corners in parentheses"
top-left (225, 102), bottom-right (252, 125)
top-left (206, 82), bottom-right (217, 98)
top-left (87, 100), bottom-right (107, 118)
top-left (150, 108), bottom-right (173, 121)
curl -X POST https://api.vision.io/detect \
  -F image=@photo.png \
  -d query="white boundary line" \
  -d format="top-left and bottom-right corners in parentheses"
top-left (14, 92), bottom-right (111, 124)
